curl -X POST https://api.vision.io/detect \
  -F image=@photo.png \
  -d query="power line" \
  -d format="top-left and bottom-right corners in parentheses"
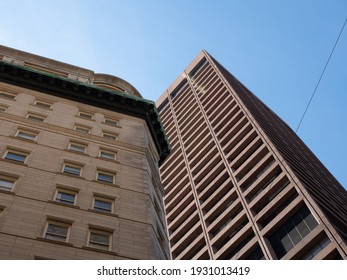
top-left (295, 18), bottom-right (347, 133)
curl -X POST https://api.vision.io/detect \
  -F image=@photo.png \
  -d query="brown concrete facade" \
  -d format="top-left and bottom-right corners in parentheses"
top-left (156, 50), bottom-right (347, 260)
top-left (0, 46), bottom-right (170, 259)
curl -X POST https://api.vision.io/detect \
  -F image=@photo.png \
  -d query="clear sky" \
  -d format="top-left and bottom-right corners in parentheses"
top-left (0, 0), bottom-right (346, 188)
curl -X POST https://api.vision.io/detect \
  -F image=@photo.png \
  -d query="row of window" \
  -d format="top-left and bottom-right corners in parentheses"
top-left (14, 127), bottom-right (117, 160)
top-left (1, 148), bottom-right (117, 185)
top-left (45, 220), bottom-right (112, 251)
top-left (1, 108), bottom-right (119, 139)
top-left (0, 90), bottom-right (120, 128)
top-left (0, 175), bottom-right (115, 212)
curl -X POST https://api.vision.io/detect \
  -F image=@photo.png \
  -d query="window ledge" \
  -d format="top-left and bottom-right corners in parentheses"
top-left (76, 116), bottom-right (96, 122)
top-left (57, 172), bottom-right (85, 180)
top-left (87, 209), bottom-right (118, 217)
top-left (0, 189), bottom-right (15, 195)
top-left (30, 104), bottom-right (53, 111)
top-left (9, 135), bottom-right (38, 144)
top-left (48, 200), bottom-right (80, 209)
top-left (64, 149), bottom-right (87, 156)
top-left (36, 237), bottom-right (73, 247)
top-left (102, 122), bottom-right (121, 128)
top-left (0, 158), bottom-right (28, 166)
top-left (96, 157), bottom-right (120, 163)
top-left (82, 246), bottom-right (117, 255)
top-left (92, 180), bottom-right (119, 187)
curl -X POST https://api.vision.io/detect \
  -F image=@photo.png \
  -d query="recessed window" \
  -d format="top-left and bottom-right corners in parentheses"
top-left (74, 125), bottom-right (90, 134)
top-left (63, 163), bottom-right (82, 176)
top-left (269, 205), bottom-right (319, 259)
top-left (0, 175), bottom-right (16, 192)
top-left (0, 91), bottom-right (16, 100)
top-left (55, 189), bottom-right (76, 205)
top-left (44, 221), bottom-right (70, 242)
top-left (4, 149), bottom-right (29, 163)
top-left (16, 130), bottom-right (38, 141)
top-left (68, 142), bottom-right (87, 153)
top-left (26, 113), bottom-right (46, 122)
top-left (78, 111), bottom-right (93, 120)
top-left (102, 132), bottom-right (117, 141)
top-left (99, 150), bottom-right (116, 161)
top-left (88, 229), bottom-right (111, 251)
top-left (104, 118), bottom-right (119, 127)
top-left (34, 100), bottom-right (52, 109)
top-left (93, 196), bottom-right (113, 213)
top-left (97, 171), bottom-right (115, 184)
top-left (0, 104), bottom-right (8, 112)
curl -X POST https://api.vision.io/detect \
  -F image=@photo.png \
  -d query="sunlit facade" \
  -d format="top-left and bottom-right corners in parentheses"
top-left (156, 50), bottom-right (347, 260)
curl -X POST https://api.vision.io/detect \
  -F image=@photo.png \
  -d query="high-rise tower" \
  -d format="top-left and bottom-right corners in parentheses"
top-left (156, 50), bottom-right (347, 260)
top-left (0, 45), bottom-right (170, 259)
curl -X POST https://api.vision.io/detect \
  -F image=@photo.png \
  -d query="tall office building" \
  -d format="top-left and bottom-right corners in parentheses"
top-left (156, 50), bottom-right (347, 260)
top-left (0, 45), bottom-right (170, 259)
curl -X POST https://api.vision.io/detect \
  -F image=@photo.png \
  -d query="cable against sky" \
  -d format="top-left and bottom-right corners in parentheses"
top-left (295, 18), bottom-right (347, 133)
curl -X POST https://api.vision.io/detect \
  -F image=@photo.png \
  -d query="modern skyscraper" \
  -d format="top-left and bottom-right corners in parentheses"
top-left (0, 45), bottom-right (170, 259)
top-left (156, 50), bottom-right (347, 260)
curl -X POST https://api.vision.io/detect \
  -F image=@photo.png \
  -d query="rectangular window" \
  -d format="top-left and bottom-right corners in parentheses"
top-left (269, 205), bottom-right (319, 259)
top-left (16, 130), bottom-right (38, 141)
top-left (26, 113), bottom-right (45, 122)
top-left (44, 221), bottom-right (70, 242)
top-left (99, 150), bottom-right (116, 161)
top-left (0, 175), bottom-right (16, 192)
top-left (104, 118), bottom-right (119, 127)
top-left (88, 229), bottom-right (111, 250)
top-left (74, 125), bottom-right (90, 134)
top-left (97, 171), bottom-right (114, 183)
top-left (0, 91), bottom-right (16, 100)
top-left (34, 100), bottom-right (52, 109)
top-left (102, 132), bottom-right (117, 141)
top-left (63, 163), bottom-right (82, 176)
top-left (68, 142), bottom-right (87, 153)
top-left (78, 111), bottom-right (93, 120)
top-left (4, 150), bottom-right (28, 163)
top-left (55, 189), bottom-right (76, 205)
top-left (93, 197), bottom-right (113, 213)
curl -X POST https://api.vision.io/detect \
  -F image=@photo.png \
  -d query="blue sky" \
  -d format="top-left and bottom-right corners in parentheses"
top-left (0, 1), bottom-right (346, 188)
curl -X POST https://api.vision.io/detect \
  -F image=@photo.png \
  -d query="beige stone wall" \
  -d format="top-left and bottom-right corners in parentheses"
top-left (0, 82), bottom-right (169, 259)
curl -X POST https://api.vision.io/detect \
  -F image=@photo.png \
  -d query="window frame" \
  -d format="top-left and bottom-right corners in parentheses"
top-left (99, 149), bottom-right (116, 161)
top-left (34, 100), bottom-right (52, 109)
top-left (78, 111), bottom-right (93, 120)
top-left (96, 170), bottom-right (115, 184)
top-left (16, 129), bottom-right (38, 141)
top-left (68, 142), bottom-right (87, 153)
top-left (44, 220), bottom-right (71, 242)
top-left (74, 125), bottom-right (90, 134)
top-left (62, 162), bottom-right (82, 176)
top-left (0, 174), bottom-right (17, 192)
top-left (26, 112), bottom-right (46, 122)
top-left (88, 228), bottom-right (112, 251)
top-left (3, 149), bottom-right (29, 163)
top-left (103, 117), bottom-right (119, 127)
top-left (0, 91), bottom-right (16, 100)
top-left (102, 131), bottom-right (118, 141)
top-left (93, 196), bottom-right (114, 213)
top-left (54, 188), bottom-right (77, 205)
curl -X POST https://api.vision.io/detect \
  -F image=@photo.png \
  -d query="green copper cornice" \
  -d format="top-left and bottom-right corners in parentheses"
top-left (0, 60), bottom-right (170, 165)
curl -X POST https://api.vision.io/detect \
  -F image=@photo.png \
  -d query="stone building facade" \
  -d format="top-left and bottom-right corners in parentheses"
top-left (0, 45), bottom-right (170, 259)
